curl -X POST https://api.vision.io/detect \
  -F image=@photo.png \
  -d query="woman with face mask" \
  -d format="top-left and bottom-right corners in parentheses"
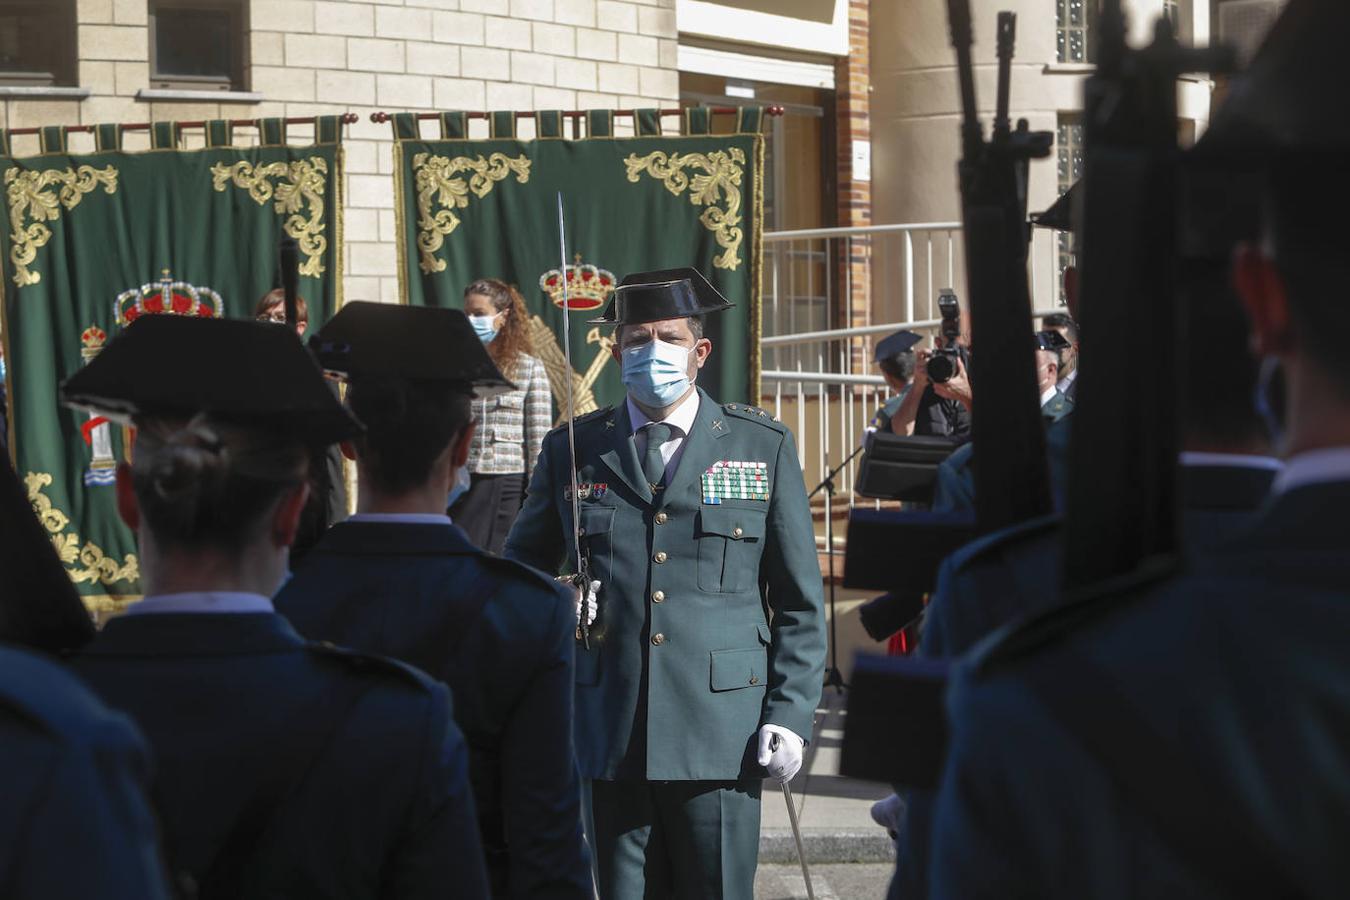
top-left (456, 278), bottom-right (552, 554)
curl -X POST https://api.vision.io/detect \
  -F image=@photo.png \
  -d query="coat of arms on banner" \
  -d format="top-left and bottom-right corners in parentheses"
top-left (529, 256), bottom-right (618, 425)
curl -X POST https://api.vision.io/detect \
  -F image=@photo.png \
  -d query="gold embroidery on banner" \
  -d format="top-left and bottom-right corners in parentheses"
top-left (25, 471), bottom-right (140, 587)
top-left (623, 148), bottom-right (746, 271)
top-left (211, 158), bottom-right (329, 277)
top-left (5, 165), bottom-right (119, 288)
top-left (526, 316), bottom-right (622, 426)
top-left (411, 152), bottom-right (531, 274)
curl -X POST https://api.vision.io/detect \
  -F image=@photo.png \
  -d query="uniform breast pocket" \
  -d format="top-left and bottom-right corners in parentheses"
top-left (697, 507), bottom-right (767, 594)
top-left (578, 506), bottom-right (615, 577)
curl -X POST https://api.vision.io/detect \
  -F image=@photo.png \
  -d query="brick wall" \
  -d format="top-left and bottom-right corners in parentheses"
top-left (0, 0), bottom-right (679, 305)
top-left (835, 0), bottom-right (871, 344)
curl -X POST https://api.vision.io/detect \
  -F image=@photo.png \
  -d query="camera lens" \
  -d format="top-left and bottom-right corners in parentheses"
top-left (926, 354), bottom-right (955, 384)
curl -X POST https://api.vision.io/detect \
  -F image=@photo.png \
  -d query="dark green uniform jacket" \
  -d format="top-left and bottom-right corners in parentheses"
top-left (0, 644), bottom-right (170, 899)
top-left (276, 521), bottom-right (592, 900)
top-left (71, 611), bottom-right (488, 899)
top-left (504, 388), bottom-right (826, 781)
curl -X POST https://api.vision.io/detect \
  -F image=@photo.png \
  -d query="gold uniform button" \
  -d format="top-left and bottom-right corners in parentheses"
top-left (655, 512), bottom-right (668, 525)
top-left (652, 590), bottom-right (665, 603)
top-left (575, 627), bottom-right (583, 641)
top-left (651, 633), bottom-right (665, 646)
top-left (749, 675), bottom-right (759, 685)
top-left (731, 526), bottom-right (743, 538)
top-left (654, 551), bottom-right (668, 563)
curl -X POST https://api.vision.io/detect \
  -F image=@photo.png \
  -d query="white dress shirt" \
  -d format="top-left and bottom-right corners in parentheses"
top-left (628, 389), bottom-right (701, 484)
top-left (1058, 369), bottom-right (1078, 393)
top-left (1272, 447), bottom-right (1350, 495)
top-left (123, 591), bottom-right (274, 616)
top-left (1039, 385), bottom-right (1060, 408)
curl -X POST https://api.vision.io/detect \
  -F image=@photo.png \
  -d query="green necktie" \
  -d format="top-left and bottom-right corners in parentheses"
top-left (642, 422), bottom-right (672, 491)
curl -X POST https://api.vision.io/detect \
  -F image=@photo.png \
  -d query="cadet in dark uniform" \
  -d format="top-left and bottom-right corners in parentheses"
top-left (61, 315), bottom-right (488, 899)
top-left (504, 268), bottom-right (827, 899)
top-left (0, 643), bottom-right (171, 898)
top-left (931, 4), bottom-right (1350, 895)
top-left (870, 329), bottom-right (923, 433)
top-left (276, 302), bottom-right (592, 900)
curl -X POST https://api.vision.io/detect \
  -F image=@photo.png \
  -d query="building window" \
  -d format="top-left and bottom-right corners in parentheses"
top-left (1056, 0), bottom-right (1097, 64)
top-left (149, 1), bottom-right (247, 91)
top-left (1056, 113), bottom-right (1085, 306)
top-left (0, 0), bottom-right (77, 86)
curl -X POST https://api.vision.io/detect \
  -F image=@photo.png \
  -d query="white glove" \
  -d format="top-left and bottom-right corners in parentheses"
top-left (575, 579), bottom-right (599, 628)
top-left (757, 724), bottom-right (804, 784)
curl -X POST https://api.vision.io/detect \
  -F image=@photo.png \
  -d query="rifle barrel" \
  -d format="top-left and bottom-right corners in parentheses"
top-left (946, 0), bottom-right (982, 158)
top-left (994, 12), bottom-right (1015, 138)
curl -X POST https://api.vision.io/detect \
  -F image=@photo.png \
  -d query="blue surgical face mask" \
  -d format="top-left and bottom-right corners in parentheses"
top-left (446, 465), bottom-right (472, 510)
top-left (621, 338), bottom-right (694, 408)
top-left (469, 314), bottom-right (498, 344)
top-left (0, 356), bottom-right (5, 384)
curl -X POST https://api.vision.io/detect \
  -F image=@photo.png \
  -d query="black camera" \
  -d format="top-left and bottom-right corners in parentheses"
top-left (925, 290), bottom-right (963, 383)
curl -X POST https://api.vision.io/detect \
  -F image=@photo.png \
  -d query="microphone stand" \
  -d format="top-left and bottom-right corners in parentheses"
top-left (809, 441), bottom-right (866, 693)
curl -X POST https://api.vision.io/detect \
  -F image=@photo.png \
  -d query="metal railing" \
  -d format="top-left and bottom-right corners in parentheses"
top-left (760, 222), bottom-right (1067, 512)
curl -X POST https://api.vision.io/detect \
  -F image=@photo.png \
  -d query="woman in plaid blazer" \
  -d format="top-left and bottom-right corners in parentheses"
top-left (453, 278), bottom-right (553, 553)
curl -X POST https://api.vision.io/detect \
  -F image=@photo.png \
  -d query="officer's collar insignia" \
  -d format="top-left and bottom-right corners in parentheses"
top-left (604, 419), bottom-right (615, 429)
top-left (711, 418), bottom-right (725, 432)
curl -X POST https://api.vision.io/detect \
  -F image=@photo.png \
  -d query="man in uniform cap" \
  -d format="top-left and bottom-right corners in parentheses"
top-left (63, 315), bottom-right (487, 898)
top-left (929, 2), bottom-right (1350, 896)
top-left (504, 267), bottom-right (826, 899)
top-left (871, 329), bottom-right (924, 433)
top-left (276, 301), bottom-right (592, 899)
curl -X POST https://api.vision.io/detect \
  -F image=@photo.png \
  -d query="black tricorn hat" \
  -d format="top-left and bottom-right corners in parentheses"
top-left (1034, 330), bottom-right (1071, 353)
top-left (588, 267), bottom-right (734, 325)
top-left (875, 329), bottom-right (923, 362)
top-left (1031, 182), bottom-right (1078, 232)
top-left (1198, 0), bottom-right (1350, 159)
top-left (60, 315), bottom-right (362, 446)
top-left (310, 301), bottom-right (514, 399)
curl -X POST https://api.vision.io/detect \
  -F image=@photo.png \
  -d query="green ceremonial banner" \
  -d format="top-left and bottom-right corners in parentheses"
top-left (1, 125), bottom-right (345, 613)
top-left (392, 112), bottom-right (764, 420)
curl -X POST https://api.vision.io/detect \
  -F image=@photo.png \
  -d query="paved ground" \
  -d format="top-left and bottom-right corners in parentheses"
top-left (755, 864), bottom-right (894, 899)
top-left (758, 690), bottom-right (897, 866)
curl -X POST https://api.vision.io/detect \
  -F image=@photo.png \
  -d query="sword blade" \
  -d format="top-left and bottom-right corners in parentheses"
top-left (782, 781), bottom-right (815, 900)
top-left (557, 193), bottom-right (590, 647)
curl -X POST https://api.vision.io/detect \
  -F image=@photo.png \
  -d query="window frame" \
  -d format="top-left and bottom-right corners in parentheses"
top-left (1055, 0), bottom-right (1098, 65)
top-left (147, 0), bottom-right (248, 92)
top-left (0, 0), bottom-right (78, 87)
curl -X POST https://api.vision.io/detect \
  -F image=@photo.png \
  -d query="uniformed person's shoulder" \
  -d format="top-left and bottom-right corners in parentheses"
top-left (722, 401), bottom-right (788, 433)
top-left (305, 640), bottom-right (442, 694)
top-left (543, 405), bottom-right (616, 445)
top-left (1, 645), bottom-right (137, 741)
top-left (950, 513), bottom-right (1061, 571)
top-left (969, 555), bottom-right (1181, 679)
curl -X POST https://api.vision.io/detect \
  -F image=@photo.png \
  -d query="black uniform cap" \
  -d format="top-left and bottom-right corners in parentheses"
top-left (1034, 330), bottom-right (1071, 353)
top-left (875, 329), bottom-right (923, 362)
top-left (310, 301), bottom-right (514, 399)
top-left (60, 315), bottom-right (361, 446)
top-left (588, 267), bottom-right (733, 325)
top-left (1031, 182), bottom-right (1078, 232)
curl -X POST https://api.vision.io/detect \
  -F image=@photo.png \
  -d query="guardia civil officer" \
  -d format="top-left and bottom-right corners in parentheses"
top-left (276, 302), bottom-right (592, 900)
top-left (931, 2), bottom-right (1350, 896)
top-left (504, 268), bottom-right (826, 899)
top-left (61, 315), bottom-right (488, 898)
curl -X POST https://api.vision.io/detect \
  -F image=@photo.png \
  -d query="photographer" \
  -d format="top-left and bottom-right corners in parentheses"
top-left (891, 292), bottom-right (973, 443)
top-left (870, 329), bottom-right (923, 434)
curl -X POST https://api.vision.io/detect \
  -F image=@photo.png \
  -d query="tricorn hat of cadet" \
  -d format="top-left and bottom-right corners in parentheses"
top-left (588, 267), bottom-right (734, 325)
top-left (60, 315), bottom-right (362, 446)
top-left (1031, 182), bottom-right (1078, 232)
top-left (1034, 330), bottom-right (1071, 353)
top-left (875, 329), bottom-right (923, 363)
top-left (310, 301), bottom-right (515, 399)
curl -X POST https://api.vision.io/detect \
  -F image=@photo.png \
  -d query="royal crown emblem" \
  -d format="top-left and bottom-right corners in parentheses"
top-left (539, 256), bottom-right (615, 311)
top-left (80, 325), bottom-right (107, 362)
top-left (115, 269), bottom-right (224, 326)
